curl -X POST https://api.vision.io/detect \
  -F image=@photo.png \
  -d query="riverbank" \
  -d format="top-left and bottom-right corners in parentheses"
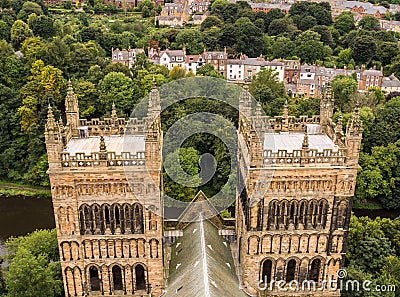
top-left (0, 181), bottom-right (51, 198)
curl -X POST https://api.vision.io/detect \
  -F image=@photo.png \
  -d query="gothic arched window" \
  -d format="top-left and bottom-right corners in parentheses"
top-left (133, 204), bottom-right (144, 234)
top-left (308, 259), bottom-right (321, 282)
top-left (112, 265), bottom-right (123, 291)
top-left (135, 264), bottom-right (146, 290)
top-left (286, 259), bottom-right (296, 282)
top-left (261, 259), bottom-right (273, 284)
top-left (89, 266), bottom-right (101, 291)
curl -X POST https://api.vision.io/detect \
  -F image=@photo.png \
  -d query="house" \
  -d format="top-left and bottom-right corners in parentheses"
top-left (203, 48), bottom-right (228, 77)
top-left (184, 54), bottom-right (205, 74)
top-left (158, 48), bottom-right (186, 70)
top-left (111, 47), bottom-right (145, 69)
top-left (381, 74), bottom-right (400, 93)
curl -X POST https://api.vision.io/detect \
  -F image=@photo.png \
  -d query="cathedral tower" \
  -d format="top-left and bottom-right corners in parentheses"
top-left (236, 91), bottom-right (362, 296)
top-left (45, 81), bottom-right (164, 297)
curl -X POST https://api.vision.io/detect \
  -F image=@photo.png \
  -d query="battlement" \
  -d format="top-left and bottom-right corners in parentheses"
top-left (263, 147), bottom-right (347, 167)
top-left (45, 79), bottom-right (162, 172)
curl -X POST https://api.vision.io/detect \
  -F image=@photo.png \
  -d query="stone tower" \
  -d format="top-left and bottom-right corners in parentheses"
top-left (45, 82), bottom-right (164, 296)
top-left (235, 86), bottom-right (362, 296)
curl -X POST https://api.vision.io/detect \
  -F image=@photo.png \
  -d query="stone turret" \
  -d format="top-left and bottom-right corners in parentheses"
top-left (45, 105), bottom-right (62, 170)
top-left (148, 77), bottom-right (161, 120)
top-left (145, 77), bottom-right (162, 171)
top-left (282, 99), bottom-right (289, 132)
top-left (346, 104), bottom-right (363, 166)
top-left (320, 81), bottom-right (334, 132)
top-left (239, 84), bottom-right (252, 119)
top-left (65, 79), bottom-right (79, 137)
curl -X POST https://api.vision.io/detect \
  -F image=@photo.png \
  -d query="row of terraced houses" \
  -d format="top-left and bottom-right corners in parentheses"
top-left (112, 47), bottom-right (400, 98)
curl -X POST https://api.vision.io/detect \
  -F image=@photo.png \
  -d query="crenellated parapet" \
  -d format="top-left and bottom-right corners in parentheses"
top-left (45, 79), bottom-right (162, 172)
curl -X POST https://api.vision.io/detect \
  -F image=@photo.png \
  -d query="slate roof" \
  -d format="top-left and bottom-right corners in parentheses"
top-left (164, 217), bottom-right (248, 297)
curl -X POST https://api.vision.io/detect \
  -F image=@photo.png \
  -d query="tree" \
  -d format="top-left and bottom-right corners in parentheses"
top-left (268, 18), bottom-right (297, 36)
top-left (163, 147), bottom-right (202, 202)
top-left (27, 14), bottom-right (54, 39)
top-left (97, 72), bottom-right (135, 116)
top-left (331, 75), bottom-right (358, 111)
top-left (271, 36), bottom-right (295, 59)
top-left (202, 26), bottom-right (222, 51)
top-left (196, 63), bottom-right (224, 78)
top-left (169, 65), bottom-right (186, 80)
top-left (334, 12), bottom-right (355, 35)
top-left (294, 30), bottom-right (327, 63)
top-left (176, 29), bottom-right (204, 54)
top-left (17, 1), bottom-right (43, 22)
top-left (377, 42), bottom-right (398, 66)
top-left (311, 25), bottom-right (334, 47)
top-left (358, 15), bottom-right (380, 31)
top-left (200, 15), bottom-right (224, 31)
top-left (10, 20), bottom-right (33, 49)
top-left (4, 229), bottom-right (62, 297)
top-left (249, 68), bottom-right (286, 106)
top-left (234, 17), bottom-right (264, 57)
top-left (366, 97), bottom-right (400, 149)
top-left (0, 20), bottom-right (11, 41)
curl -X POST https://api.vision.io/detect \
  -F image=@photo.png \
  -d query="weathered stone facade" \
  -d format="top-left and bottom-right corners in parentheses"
top-left (46, 80), bottom-right (362, 297)
top-left (46, 80), bottom-right (164, 297)
top-left (235, 84), bottom-right (362, 296)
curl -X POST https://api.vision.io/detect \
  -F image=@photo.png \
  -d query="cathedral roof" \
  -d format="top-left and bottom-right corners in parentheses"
top-left (65, 135), bottom-right (145, 156)
top-left (165, 217), bottom-right (248, 297)
top-left (264, 125), bottom-right (339, 153)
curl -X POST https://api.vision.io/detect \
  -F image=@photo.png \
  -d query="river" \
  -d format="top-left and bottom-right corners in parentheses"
top-left (0, 195), bottom-right (55, 257)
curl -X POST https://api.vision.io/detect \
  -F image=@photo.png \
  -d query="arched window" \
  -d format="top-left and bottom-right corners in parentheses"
top-left (112, 266), bottom-right (123, 291)
top-left (93, 205), bottom-right (101, 233)
top-left (124, 205), bottom-right (131, 231)
top-left (89, 266), bottom-right (101, 291)
top-left (84, 205), bottom-right (91, 233)
top-left (135, 264), bottom-right (146, 290)
top-left (308, 259), bottom-right (321, 282)
top-left (115, 205), bottom-right (121, 228)
top-left (133, 204), bottom-right (144, 234)
top-left (104, 205), bottom-right (111, 229)
top-left (286, 259), bottom-right (296, 282)
top-left (261, 260), bottom-right (273, 284)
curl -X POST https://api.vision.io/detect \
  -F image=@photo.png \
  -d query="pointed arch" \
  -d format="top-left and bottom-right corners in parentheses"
top-left (135, 264), bottom-right (146, 291)
top-left (112, 265), bottom-right (123, 291)
top-left (260, 259), bottom-right (273, 284)
top-left (89, 265), bottom-right (101, 292)
top-left (133, 203), bottom-right (144, 234)
top-left (286, 259), bottom-right (297, 282)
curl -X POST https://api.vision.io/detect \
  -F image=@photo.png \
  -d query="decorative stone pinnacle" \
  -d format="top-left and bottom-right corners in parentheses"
top-left (283, 99), bottom-right (288, 118)
top-left (302, 130), bottom-right (309, 150)
top-left (99, 135), bottom-right (107, 152)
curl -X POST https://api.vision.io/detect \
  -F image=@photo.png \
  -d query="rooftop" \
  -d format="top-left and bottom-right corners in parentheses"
top-left (165, 217), bottom-right (247, 297)
top-left (65, 135), bottom-right (145, 156)
top-left (264, 125), bottom-right (339, 153)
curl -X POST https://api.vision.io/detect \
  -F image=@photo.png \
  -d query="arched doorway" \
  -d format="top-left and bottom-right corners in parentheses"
top-left (286, 259), bottom-right (296, 282)
top-left (135, 264), bottom-right (146, 290)
top-left (261, 260), bottom-right (272, 284)
top-left (112, 265), bottom-right (123, 291)
top-left (308, 259), bottom-right (321, 282)
top-left (89, 266), bottom-right (101, 291)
